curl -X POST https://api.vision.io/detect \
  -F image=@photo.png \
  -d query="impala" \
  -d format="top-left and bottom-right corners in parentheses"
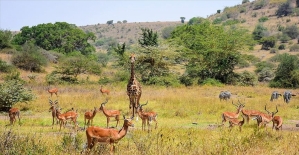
top-left (47, 86), bottom-right (58, 97)
top-left (253, 105), bottom-right (278, 129)
top-left (48, 99), bottom-right (59, 128)
top-left (136, 103), bottom-right (152, 132)
top-left (84, 107), bottom-right (98, 129)
top-left (100, 85), bottom-right (110, 95)
top-left (85, 115), bottom-right (134, 154)
top-left (221, 101), bottom-right (245, 126)
top-left (99, 99), bottom-right (121, 128)
top-left (8, 108), bottom-right (20, 125)
top-left (272, 115), bottom-right (283, 131)
top-left (55, 107), bottom-right (78, 131)
top-left (228, 115), bottom-right (245, 132)
top-left (138, 101), bottom-right (158, 130)
top-left (241, 101), bottom-right (264, 124)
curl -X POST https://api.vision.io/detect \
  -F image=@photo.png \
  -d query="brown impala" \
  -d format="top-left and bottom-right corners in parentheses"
top-left (47, 86), bottom-right (58, 97)
top-left (84, 107), bottom-right (98, 129)
top-left (8, 108), bottom-right (20, 125)
top-left (99, 99), bottom-right (121, 128)
top-left (48, 99), bottom-right (59, 128)
top-left (137, 101), bottom-right (158, 131)
top-left (253, 105), bottom-right (279, 129)
top-left (100, 85), bottom-right (110, 95)
top-left (55, 108), bottom-right (78, 131)
top-left (272, 115), bottom-right (283, 131)
top-left (221, 101), bottom-right (245, 126)
top-left (85, 116), bottom-right (134, 154)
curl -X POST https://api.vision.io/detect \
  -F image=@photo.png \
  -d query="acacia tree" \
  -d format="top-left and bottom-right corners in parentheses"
top-left (138, 28), bottom-right (158, 47)
top-left (169, 21), bottom-right (252, 84)
top-left (12, 22), bottom-right (96, 55)
top-left (0, 29), bottom-right (13, 49)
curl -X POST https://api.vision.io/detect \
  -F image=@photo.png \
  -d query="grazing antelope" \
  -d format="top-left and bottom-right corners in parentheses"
top-left (272, 115), bottom-right (283, 131)
top-left (55, 107), bottom-right (78, 131)
top-left (228, 115), bottom-right (245, 132)
top-left (253, 105), bottom-right (279, 129)
top-left (221, 101), bottom-right (245, 126)
top-left (8, 108), bottom-right (20, 125)
top-left (137, 101), bottom-right (158, 131)
top-left (270, 91), bottom-right (281, 102)
top-left (47, 86), bottom-right (58, 97)
top-left (99, 99), bottom-right (121, 128)
top-left (85, 116), bottom-right (134, 154)
top-left (100, 85), bottom-right (110, 95)
top-left (48, 99), bottom-right (59, 128)
top-left (241, 106), bottom-right (264, 124)
top-left (84, 107), bottom-right (98, 129)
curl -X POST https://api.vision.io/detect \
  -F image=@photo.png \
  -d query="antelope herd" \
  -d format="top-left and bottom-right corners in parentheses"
top-left (4, 82), bottom-right (298, 153)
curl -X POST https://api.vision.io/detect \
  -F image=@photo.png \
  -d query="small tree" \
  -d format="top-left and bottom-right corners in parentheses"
top-left (0, 80), bottom-right (35, 110)
top-left (260, 36), bottom-right (277, 50)
top-left (242, 0), bottom-right (250, 4)
top-left (252, 24), bottom-right (268, 41)
top-left (283, 25), bottom-right (299, 39)
top-left (276, 1), bottom-right (293, 17)
top-left (0, 29), bottom-right (13, 49)
top-left (122, 20), bottom-right (127, 23)
top-left (106, 20), bottom-right (114, 26)
top-left (180, 17), bottom-right (185, 23)
top-left (138, 28), bottom-right (158, 47)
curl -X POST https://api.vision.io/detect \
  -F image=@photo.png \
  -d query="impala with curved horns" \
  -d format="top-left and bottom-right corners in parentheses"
top-left (99, 99), bottom-right (121, 128)
top-left (240, 101), bottom-right (264, 124)
top-left (221, 100), bottom-right (245, 126)
top-left (85, 115), bottom-right (134, 154)
top-left (55, 107), bottom-right (78, 131)
top-left (137, 101), bottom-right (158, 131)
top-left (253, 105), bottom-right (279, 129)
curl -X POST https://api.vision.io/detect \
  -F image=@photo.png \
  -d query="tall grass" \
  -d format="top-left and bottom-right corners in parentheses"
top-left (1, 85), bottom-right (299, 154)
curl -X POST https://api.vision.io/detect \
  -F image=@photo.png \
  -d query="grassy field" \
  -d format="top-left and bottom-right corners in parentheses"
top-left (1, 84), bottom-right (299, 154)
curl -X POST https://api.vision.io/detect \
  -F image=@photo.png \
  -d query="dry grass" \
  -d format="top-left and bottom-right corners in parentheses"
top-left (1, 84), bottom-right (299, 154)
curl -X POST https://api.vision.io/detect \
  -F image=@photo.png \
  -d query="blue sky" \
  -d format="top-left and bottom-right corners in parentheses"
top-left (0, 0), bottom-right (243, 31)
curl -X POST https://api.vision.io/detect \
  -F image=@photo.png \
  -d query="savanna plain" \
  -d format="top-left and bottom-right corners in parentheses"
top-left (1, 84), bottom-right (299, 155)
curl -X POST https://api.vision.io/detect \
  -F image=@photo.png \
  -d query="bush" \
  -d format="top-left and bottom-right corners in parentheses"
top-left (179, 74), bottom-right (195, 86)
top-left (258, 16), bottom-right (269, 22)
top-left (0, 80), bottom-right (35, 109)
top-left (253, 0), bottom-right (268, 10)
top-left (280, 34), bottom-right (291, 43)
top-left (146, 75), bottom-right (180, 87)
top-left (11, 42), bottom-right (47, 72)
top-left (260, 36), bottom-right (276, 50)
top-left (236, 71), bottom-right (257, 86)
top-left (290, 44), bottom-right (299, 52)
top-left (278, 44), bottom-right (286, 50)
top-left (283, 25), bottom-right (299, 39)
top-left (270, 48), bottom-right (278, 53)
top-left (162, 26), bottom-right (176, 39)
top-left (276, 2), bottom-right (293, 17)
top-left (200, 78), bottom-right (224, 87)
top-left (0, 59), bottom-right (15, 73)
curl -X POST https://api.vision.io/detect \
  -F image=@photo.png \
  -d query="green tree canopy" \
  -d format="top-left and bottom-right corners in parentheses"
top-left (138, 28), bottom-right (158, 48)
top-left (270, 53), bottom-right (299, 88)
top-left (169, 21), bottom-right (252, 84)
top-left (0, 29), bottom-right (13, 49)
top-left (12, 22), bottom-right (96, 55)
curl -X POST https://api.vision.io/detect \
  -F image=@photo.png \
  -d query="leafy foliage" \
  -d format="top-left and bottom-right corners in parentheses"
top-left (0, 29), bottom-right (13, 49)
top-left (169, 21), bottom-right (252, 84)
top-left (270, 53), bottom-right (299, 88)
top-left (252, 24), bottom-right (268, 41)
top-left (187, 17), bottom-right (206, 25)
top-left (138, 28), bottom-right (158, 47)
top-left (0, 59), bottom-right (15, 73)
top-left (12, 22), bottom-right (96, 55)
top-left (283, 25), bottom-right (299, 39)
top-left (49, 56), bottom-right (101, 84)
top-left (11, 42), bottom-right (47, 72)
top-left (276, 1), bottom-right (293, 17)
top-left (162, 26), bottom-right (176, 39)
top-left (260, 36), bottom-right (277, 50)
top-left (0, 80), bottom-right (35, 108)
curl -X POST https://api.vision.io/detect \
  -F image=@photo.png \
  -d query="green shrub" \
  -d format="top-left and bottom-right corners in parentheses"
top-left (200, 78), bottom-right (224, 86)
top-left (258, 16), bottom-right (269, 22)
top-left (236, 71), bottom-right (257, 86)
top-left (179, 74), bottom-right (195, 86)
top-left (0, 59), bottom-right (15, 73)
top-left (222, 19), bottom-right (240, 26)
top-left (270, 48), bottom-right (278, 53)
top-left (278, 44), bottom-right (286, 50)
top-left (98, 77), bottom-right (111, 85)
top-left (253, 0), bottom-right (268, 10)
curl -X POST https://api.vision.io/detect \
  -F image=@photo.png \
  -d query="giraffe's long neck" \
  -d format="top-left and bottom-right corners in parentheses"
top-left (130, 62), bottom-right (135, 80)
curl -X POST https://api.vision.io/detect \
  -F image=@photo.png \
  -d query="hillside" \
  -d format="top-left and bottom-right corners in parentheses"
top-left (1, 0), bottom-right (299, 84)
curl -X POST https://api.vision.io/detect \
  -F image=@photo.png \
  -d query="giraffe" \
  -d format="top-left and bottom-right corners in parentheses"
top-left (127, 54), bottom-right (142, 119)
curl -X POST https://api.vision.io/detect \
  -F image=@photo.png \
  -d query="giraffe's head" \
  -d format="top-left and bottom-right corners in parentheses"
top-left (129, 54), bottom-right (136, 63)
